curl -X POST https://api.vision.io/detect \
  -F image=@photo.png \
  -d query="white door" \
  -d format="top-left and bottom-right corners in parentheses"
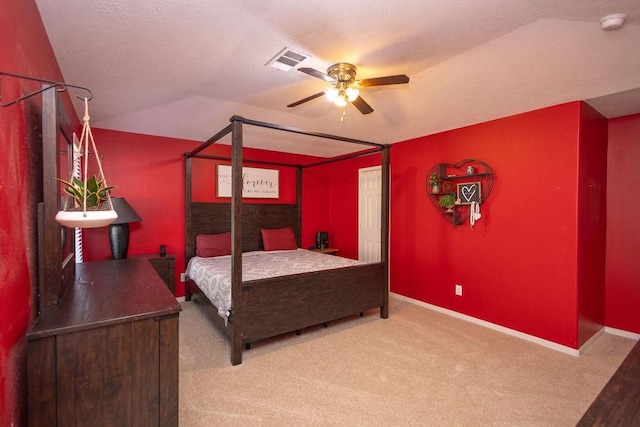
top-left (358, 166), bottom-right (381, 262)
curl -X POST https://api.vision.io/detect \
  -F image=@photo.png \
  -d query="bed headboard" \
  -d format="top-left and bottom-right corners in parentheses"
top-left (187, 202), bottom-right (300, 260)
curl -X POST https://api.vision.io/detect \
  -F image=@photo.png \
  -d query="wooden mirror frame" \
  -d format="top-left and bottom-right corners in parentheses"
top-left (38, 86), bottom-right (75, 311)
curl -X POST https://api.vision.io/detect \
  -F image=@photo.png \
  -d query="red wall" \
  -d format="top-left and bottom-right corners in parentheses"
top-left (389, 102), bottom-right (587, 348)
top-left (0, 0), bottom-right (79, 423)
top-left (301, 164), bottom-right (331, 249)
top-left (576, 103), bottom-right (608, 346)
top-left (302, 154), bottom-right (382, 258)
top-left (606, 113), bottom-right (640, 334)
top-left (82, 129), bottom-right (198, 296)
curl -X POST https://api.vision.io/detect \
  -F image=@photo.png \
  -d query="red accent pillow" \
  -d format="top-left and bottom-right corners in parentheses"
top-left (261, 227), bottom-right (297, 251)
top-left (196, 232), bottom-right (231, 257)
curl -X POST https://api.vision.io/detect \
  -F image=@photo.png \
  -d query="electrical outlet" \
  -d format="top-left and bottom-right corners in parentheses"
top-left (455, 284), bottom-right (463, 296)
top-left (180, 273), bottom-right (187, 282)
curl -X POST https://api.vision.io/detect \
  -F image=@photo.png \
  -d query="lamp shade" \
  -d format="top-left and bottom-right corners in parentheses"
top-left (110, 197), bottom-right (142, 224)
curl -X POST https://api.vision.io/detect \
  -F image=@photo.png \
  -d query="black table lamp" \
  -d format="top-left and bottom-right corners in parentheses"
top-left (109, 197), bottom-right (142, 259)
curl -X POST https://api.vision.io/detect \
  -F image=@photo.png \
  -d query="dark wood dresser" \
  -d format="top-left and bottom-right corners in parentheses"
top-left (27, 259), bottom-right (182, 426)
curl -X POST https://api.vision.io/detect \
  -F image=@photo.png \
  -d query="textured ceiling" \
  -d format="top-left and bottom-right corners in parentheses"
top-left (35, 0), bottom-right (640, 157)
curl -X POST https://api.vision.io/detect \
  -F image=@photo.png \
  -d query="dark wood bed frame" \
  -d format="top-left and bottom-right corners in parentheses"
top-left (184, 116), bottom-right (389, 365)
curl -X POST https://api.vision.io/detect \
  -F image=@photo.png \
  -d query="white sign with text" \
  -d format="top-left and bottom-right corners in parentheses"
top-left (216, 165), bottom-right (279, 199)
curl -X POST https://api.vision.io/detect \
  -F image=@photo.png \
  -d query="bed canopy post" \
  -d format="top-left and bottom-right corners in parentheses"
top-left (381, 146), bottom-right (390, 319)
top-left (296, 166), bottom-right (302, 246)
top-left (230, 116), bottom-right (244, 365)
top-left (185, 156), bottom-right (193, 262)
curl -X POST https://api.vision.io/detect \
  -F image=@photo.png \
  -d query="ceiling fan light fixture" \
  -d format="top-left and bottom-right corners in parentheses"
top-left (327, 85), bottom-right (358, 106)
top-left (327, 63), bottom-right (358, 82)
top-left (345, 87), bottom-right (359, 102)
top-left (326, 87), bottom-right (339, 102)
top-left (333, 95), bottom-right (347, 107)
top-left (334, 92), bottom-right (348, 107)
top-left (289, 61), bottom-right (409, 115)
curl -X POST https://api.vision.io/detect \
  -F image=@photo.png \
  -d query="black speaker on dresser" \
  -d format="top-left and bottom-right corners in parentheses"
top-left (315, 231), bottom-right (329, 249)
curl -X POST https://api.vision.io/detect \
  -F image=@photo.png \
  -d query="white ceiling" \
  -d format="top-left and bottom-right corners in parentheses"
top-left (35, 0), bottom-right (640, 157)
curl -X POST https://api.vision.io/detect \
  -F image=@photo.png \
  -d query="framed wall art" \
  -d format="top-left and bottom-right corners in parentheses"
top-left (456, 182), bottom-right (481, 205)
top-left (217, 165), bottom-right (279, 199)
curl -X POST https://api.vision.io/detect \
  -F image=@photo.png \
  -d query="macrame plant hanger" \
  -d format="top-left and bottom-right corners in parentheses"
top-left (55, 98), bottom-right (118, 228)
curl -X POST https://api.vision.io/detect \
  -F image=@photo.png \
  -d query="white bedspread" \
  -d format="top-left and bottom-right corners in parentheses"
top-left (185, 249), bottom-right (363, 320)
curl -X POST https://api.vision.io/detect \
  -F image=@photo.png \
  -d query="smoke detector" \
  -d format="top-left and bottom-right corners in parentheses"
top-left (600, 13), bottom-right (627, 31)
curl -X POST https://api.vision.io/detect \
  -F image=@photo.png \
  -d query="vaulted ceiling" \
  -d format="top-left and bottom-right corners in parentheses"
top-left (35, 0), bottom-right (640, 156)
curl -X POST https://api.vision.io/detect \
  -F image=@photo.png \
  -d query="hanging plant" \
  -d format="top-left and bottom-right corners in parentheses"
top-left (55, 98), bottom-right (118, 228)
top-left (55, 172), bottom-right (119, 228)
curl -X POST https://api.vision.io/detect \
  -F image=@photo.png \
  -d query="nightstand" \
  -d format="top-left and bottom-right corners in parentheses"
top-left (132, 253), bottom-right (175, 294)
top-left (310, 247), bottom-right (339, 255)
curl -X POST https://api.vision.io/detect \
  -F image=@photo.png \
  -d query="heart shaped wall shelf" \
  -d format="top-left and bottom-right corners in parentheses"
top-left (426, 159), bottom-right (494, 226)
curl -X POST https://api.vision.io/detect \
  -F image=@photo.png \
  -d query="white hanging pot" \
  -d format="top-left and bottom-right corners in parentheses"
top-left (55, 209), bottom-right (118, 228)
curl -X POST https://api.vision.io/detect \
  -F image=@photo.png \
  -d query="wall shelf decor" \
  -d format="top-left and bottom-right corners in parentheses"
top-left (426, 159), bottom-right (494, 226)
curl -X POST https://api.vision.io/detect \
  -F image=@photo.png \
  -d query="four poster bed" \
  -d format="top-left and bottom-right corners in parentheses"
top-left (184, 116), bottom-right (389, 365)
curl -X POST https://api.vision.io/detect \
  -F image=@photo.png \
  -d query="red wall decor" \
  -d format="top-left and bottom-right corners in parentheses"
top-left (426, 159), bottom-right (494, 226)
top-left (606, 113), bottom-right (640, 334)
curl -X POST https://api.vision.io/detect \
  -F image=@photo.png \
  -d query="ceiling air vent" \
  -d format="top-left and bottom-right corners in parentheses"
top-left (266, 47), bottom-right (311, 71)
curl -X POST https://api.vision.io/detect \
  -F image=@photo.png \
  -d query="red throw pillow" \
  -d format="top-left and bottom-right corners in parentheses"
top-left (196, 232), bottom-right (232, 257)
top-left (261, 227), bottom-right (297, 251)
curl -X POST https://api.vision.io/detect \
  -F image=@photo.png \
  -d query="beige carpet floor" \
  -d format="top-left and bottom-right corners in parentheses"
top-left (178, 296), bottom-right (636, 426)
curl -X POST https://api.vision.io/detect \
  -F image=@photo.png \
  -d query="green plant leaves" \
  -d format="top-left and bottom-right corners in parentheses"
top-left (439, 194), bottom-right (455, 208)
top-left (56, 175), bottom-right (116, 208)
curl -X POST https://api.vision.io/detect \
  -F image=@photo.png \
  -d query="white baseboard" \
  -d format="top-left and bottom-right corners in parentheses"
top-left (605, 326), bottom-right (640, 340)
top-left (391, 293), bottom-right (586, 356)
top-left (578, 327), bottom-right (606, 355)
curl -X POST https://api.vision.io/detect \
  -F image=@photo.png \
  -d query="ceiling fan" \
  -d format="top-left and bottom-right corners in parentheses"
top-left (287, 63), bottom-right (409, 115)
